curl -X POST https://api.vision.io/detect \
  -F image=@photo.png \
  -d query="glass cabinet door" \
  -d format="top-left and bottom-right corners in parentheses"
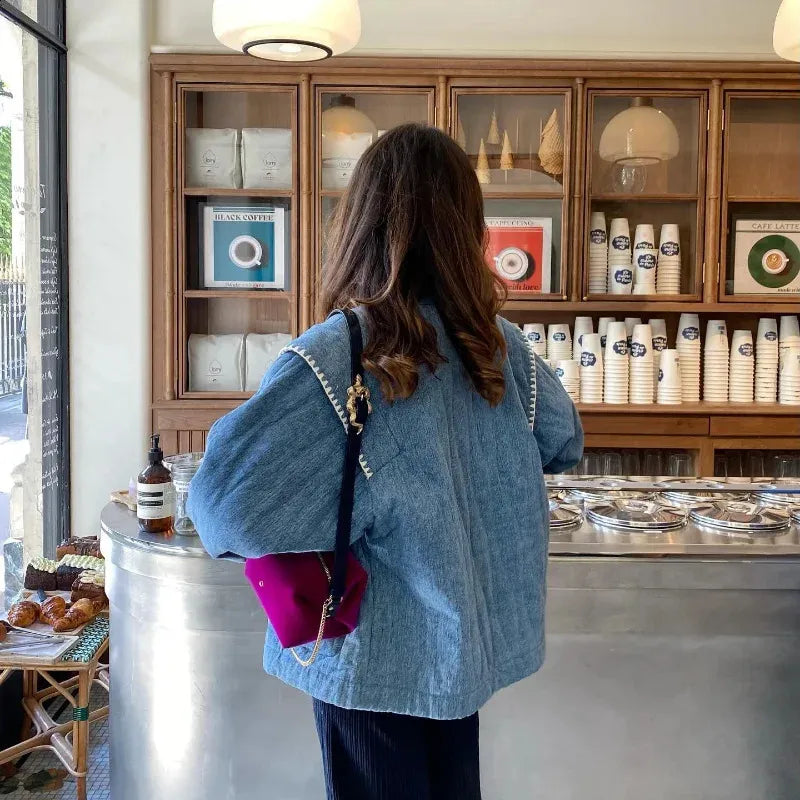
top-left (452, 89), bottom-right (572, 299)
top-left (720, 92), bottom-right (800, 302)
top-left (315, 87), bottom-right (435, 305)
top-left (584, 91), bottom-right (706, 299)
top-left (179, 86), bottom-right (298, 397)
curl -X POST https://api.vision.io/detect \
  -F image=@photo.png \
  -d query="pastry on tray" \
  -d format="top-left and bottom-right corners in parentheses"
top-left (70, 570), bottom-right (107, 606)
top-left (52, 598), bottom-right (100, 632)
top-left (57, 536), bottom-right (102, 560)
top-left (24, 557), bottom-right (58, 591)
top-left (56, 554), bottom-right (104, 591)
top-left (40, 596), bottom-right (68, 626)
top-left (7, 600), bottom-right (41, 628)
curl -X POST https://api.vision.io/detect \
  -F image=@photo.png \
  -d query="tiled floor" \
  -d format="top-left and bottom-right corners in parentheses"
top-left (0, 687), bottom-right (110, 799)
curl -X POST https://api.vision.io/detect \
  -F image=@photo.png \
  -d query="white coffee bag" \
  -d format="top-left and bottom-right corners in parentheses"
top-left (241, 128), bottom-right (293, 189)
top-left (186, 128), bottom-right (242, 189)
top-left (244, 332), bottom-right (292, 391)
top-left (188, 333), bottom-right (244, 391)
top-left (321, 131), bottom-right (373, 189)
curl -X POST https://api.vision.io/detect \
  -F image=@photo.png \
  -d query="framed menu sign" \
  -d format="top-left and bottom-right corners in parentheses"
top-left (485, 217), bottom-right (552, 295)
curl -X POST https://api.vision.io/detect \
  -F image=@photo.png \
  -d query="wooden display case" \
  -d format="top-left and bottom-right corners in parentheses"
top-left (150, 56), bottom-right (799, 466)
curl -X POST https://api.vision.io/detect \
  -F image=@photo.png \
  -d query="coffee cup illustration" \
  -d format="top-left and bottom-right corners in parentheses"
top-left (229, 235), bottom-right (264, 269)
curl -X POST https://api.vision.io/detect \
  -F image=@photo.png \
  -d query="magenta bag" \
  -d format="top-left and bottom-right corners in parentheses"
top-left (245, 309), bottom-right (371, 667)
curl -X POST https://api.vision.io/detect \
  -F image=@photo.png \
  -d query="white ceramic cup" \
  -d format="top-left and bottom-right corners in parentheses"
top-left (757, 317), bottom-right (779, 345)
top-left (659, 224), bottom-right (680, 257)
top-left (677, 313), bottom-right (701, 347)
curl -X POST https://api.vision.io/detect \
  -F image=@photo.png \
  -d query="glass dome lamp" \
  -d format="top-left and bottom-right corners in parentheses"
top-left (321, 94), bottom-right (377, 137)
top-left (774, 0), bottom-right (800, 62)
top-left (598, 97), bottom-right (680, 167)
top-left (212, 0), bottom-right (361, 62)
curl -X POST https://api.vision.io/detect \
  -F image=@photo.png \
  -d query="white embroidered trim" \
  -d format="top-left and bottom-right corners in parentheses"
top-left (281, 345), bottom-right (374, 478)
top-left (518, 332), bottom-right (538, 430)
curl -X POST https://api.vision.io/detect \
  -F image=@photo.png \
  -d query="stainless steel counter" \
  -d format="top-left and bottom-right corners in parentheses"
top-left (100, 501), bottom-right (800, 799)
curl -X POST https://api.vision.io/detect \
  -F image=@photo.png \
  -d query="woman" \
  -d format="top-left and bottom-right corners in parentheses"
top-left (189, 123), bottom-right (583, 799)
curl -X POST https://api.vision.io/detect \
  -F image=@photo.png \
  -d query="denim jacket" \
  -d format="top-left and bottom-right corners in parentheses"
top-left (188, 304), bottom-right (583, 719)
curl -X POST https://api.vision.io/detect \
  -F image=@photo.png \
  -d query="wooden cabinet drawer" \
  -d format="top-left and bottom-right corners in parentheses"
top-left (710, 416), bottom-right (800, 437)
top-left (579, 414), bottom-right (709, 436)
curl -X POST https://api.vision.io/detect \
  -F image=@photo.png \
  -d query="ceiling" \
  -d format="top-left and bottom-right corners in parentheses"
top-left (152, 0), bottom-right (785, 59)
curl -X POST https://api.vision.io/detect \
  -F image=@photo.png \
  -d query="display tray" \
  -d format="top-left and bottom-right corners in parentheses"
top-left (3, 591), bottom-right (106, 637)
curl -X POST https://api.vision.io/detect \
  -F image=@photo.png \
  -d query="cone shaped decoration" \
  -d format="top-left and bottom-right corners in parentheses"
top-left (539, 109), bottom-right (564, 176)
top-left (487, 110), bottom-right (501, 145)
top-left (476, 138), bottom-right (491, 184)
top-left (500, 130), bottom-right (514, 171)
top-left (456, 113), bottom-right (467, 151)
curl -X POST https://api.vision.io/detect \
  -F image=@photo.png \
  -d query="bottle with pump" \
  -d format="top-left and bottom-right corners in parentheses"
top-left (137, 434), bottom-right (174, 533)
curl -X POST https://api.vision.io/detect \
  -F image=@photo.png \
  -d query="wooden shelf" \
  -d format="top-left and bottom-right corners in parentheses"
top-left (591, 193), bottom-right (698, 202)
top-left (482, 190), bottom-right (564, 200)
top-left (503, 300), bottom-right (796, 313)
top-left (181, 391), bottom-right (256, 400)
top-left (726, 196), bottom-right (800, 203)
top-left (182, 187), bottom-right (294, 198)
top-left (321, 189), bottom-right (345, 198)
top-left (576, 403), bottom-right (799, 416)
top-left (184, 289), bottom-right (295, 300)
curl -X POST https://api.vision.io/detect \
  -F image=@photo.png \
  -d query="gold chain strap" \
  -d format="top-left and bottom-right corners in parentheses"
top-left (290, 553), bottom-right (334, 668)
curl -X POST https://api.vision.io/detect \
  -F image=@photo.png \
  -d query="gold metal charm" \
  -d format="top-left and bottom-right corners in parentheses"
top-left (346, 375), bottom-right (372, 433)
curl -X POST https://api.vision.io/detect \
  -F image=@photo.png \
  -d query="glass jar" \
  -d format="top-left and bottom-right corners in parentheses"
top-left (167, 453), bottom-right (203, 536)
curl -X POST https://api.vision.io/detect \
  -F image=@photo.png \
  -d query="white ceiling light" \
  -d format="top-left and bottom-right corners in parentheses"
top-left (599, 98), bottom-right (680, 166)
top-left (212, 0), bottom-right (361, 62)
top-left (773, 0), bottom-right (800, 62)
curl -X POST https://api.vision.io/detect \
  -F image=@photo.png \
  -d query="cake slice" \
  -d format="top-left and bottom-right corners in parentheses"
top-left (24, 556), bottom-right (58, 591)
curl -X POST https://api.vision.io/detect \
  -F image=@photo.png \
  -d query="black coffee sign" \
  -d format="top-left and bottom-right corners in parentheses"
top-left (661, 241), bottom-right (679, 256)
top-left (614, 269), bottom-right (633, 285)
top-left (636, 253), bottom-right (657, 270)
top-left (630, 342), bottom-right (648, 358)
top-left (612, 235), bottom-right (630, 250)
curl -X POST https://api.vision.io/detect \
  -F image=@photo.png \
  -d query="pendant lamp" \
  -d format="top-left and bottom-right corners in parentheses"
top-left (774, 0), bottom-right (800, 62)
top-left (598, 98), bottom-right (679, 167)
top-left (212, 0), bottom-right (361, 62)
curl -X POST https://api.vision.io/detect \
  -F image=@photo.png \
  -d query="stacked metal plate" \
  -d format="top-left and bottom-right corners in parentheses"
top-left (586, 499), bottom-right (687, 532)
top-left (689, 501), bottom-right (790, 535)
top-left (751, 488), bottom-right (800, 509)
top-left (792, 507), bottom-right (800, 526)
top-left (662, 489), bottom-right (749, 507)
top-left (568, 481), bottom-right (654, 504)
top-left (549, 498), bottom-right (583, 530)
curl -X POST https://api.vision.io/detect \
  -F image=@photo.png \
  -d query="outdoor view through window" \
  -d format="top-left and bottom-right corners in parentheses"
top-left (0, 2), bottom-right (67, 605)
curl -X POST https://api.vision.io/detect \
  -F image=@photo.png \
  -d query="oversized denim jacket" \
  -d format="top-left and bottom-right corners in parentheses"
top-left (188, 304), bottom-right (583, 719)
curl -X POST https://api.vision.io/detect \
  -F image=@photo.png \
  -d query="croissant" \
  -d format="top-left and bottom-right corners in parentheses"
top-left (0, 624), bottom-right (7, 643)
top-left (40, 596), bottom-right (68, 626)
top-left (8, 601), bottom-right (40, 628)
top-left (52, 598), bottom-right (98, 632)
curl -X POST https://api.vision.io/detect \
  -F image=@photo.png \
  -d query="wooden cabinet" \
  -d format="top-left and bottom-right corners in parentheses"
top-left (150, 56), bottom-right (799, 467)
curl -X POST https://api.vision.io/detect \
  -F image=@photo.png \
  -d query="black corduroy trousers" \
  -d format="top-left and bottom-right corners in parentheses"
top-left (312, 698), bottom-right (482, 800)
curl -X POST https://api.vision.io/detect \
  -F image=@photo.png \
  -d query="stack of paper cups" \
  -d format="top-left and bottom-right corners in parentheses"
top-left (624, 317), bottom-right (642, 347)
top-left (779, 347), bottom-right (800, 405)
top-left (588, 212), bottom-right (608, 294)
top-left (522, 323), bottom-right (547, 357)
top-left (650, 319), bottom-right (668, 394)
top-left (657, 350), bottom-right (682, 405)
top-left (656, 224), bottom-right (681, 294)
top-left (598, 317), bottom-right (616, 354)
top-left (703, 319), bottom-right (729, 402)
top-left (547, 323), bottom-right (572, 363)
top-left (608, 218), bottom-right (633, 294)
top-left (579, 333), bottom-right (604, 403)
top-left (603, 321), bottom-right (629, 404)
top-left (573, 317), bottom-right (594, 361)
top-left (632, 224), bottom-right (657, 294)
top-left (676, 313), bottom-right (701, 402)
top-left (629, 324), bottom-right (654, 404)
top-left (729, 330), bottom-right (754, 403)
top-left (555, 360), bottom-right (580, 403)
top-left (779, 315), bottom-right (800, 361)
top-left (755, 318), bottom-right (779, 403)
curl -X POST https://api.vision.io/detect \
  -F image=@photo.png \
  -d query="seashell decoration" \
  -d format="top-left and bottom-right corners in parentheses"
top-left (487, 110), bottom-right (501, 145)
top-left (456, 113), bottom-right (467, 151)
top-left (476, 138), bottom-right (491, 184)
top-left (500, 130), bottom-right (514, 172)
top-left (538, 109), bottom-right (564, 176)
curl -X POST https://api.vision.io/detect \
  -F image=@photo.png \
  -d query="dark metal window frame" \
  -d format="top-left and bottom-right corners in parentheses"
top-left (0, 0), bottom-right (69, 553)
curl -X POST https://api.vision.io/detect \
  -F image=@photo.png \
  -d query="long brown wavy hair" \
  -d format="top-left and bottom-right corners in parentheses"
top-left (320, 123), bottom-right (507, 406)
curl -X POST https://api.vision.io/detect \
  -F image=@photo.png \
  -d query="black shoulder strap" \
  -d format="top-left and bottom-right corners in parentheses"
top-left (328, 308), bottom-right (368, 616)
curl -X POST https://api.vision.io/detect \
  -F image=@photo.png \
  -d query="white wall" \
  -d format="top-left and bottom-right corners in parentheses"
top-left (153, 0), bottom-right (780, 59)
top-left (67, 0), bottom-right (151, 534)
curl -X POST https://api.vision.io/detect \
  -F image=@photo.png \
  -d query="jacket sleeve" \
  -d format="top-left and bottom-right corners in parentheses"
top-left (187, 350), bottom-right (374, 559)
top-left (532, 356), bottom-right (584, 473)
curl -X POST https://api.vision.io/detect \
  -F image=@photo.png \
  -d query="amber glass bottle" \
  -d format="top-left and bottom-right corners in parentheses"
top-left (137, 434), bottom-right (174, 534)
